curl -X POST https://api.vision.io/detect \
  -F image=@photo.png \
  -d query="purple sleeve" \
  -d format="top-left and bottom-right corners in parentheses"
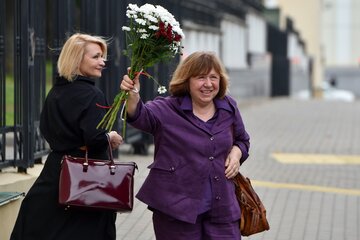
top-left (228, 96), bottom-right (250, 164)
top-left (233, 111), bottom-right (250, 164)
top-left (126, 99), bottom-right (160, 134)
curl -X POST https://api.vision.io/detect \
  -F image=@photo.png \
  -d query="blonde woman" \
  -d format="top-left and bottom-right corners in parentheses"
top-left (11, 33), bottom-right (123, 240)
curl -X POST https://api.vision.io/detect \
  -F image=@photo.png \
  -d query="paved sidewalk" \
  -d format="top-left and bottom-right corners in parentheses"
top-left (115, 98), bottom-right (360, 240)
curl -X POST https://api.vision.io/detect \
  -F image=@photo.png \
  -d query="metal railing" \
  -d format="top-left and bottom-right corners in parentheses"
top-left (0, 0), bottom-right (267, 171)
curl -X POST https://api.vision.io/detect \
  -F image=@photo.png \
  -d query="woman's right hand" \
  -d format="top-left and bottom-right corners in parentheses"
top-left (120, 72), bottom-right (141, 117)
top-left (120, 73), bottom-right (140, 94)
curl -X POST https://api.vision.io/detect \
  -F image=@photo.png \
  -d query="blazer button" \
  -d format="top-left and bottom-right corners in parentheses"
top-left (169, 167), bottom-right (175, 172)
top-left (214, 176), bottom-right (219, 181)
top-left (215, 196), bottom-right (221, 200)
top-left (210, 137), bottom-right (214, 141)
top-left (208, 156), bottom-right (214, 161)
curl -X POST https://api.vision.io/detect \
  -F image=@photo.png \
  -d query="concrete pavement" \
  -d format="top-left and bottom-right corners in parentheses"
top-left (115, 97), bottom-right (360, 240)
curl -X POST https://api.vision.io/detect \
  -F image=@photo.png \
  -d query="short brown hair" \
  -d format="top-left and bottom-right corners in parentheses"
top-left (57, 33), bottom-right (108, 81)
top-left (169, 51), bottom-right (229, 98)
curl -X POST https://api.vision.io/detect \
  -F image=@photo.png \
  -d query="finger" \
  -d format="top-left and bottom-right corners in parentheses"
top-left (224, 164), bottom-right (232, 177)
top-left (121, 76), bottom-right (135, 91)
top-left (111, 142), bottom-right (116, 150)
top-left (226, 169), bottom-right (237, 179)
top-left (123, 75), bottom-right (134, 85)
top-left (132, 75), bottom-right (140, 87)
top-left (225, 162), bottom-right (239, 179)
top-left (225, 168), bottom-right (234, 179)
top-left (224, 156), bottom-right (230, 167)
top-left (121, 83), bottom-right (132, 91)
top-left (112, 139), bottom-right (121, 147)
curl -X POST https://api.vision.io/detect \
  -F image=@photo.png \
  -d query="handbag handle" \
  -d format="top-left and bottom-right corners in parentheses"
top-left (82, 134), bottom-right (116, 174)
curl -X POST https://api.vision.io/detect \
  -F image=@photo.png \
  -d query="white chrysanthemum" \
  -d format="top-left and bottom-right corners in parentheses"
top-left (140, 34), bottom-right (150, 39)
top-left (155, 6), bottom-right (176, 23)
top-left (122, 26), bottom-right (131, 32)
top-left (126, 10), bottom-right (137, 16)
top-left (148, 25), bottom-right (159, 31)
top-left (161, 18), bottom-right (170, 25)
top-left (139, 3), bottom-right (156, 15)
top-left (144, 14), bottom-right (158, 23)
top-left (137, 28), bottom-right (147, 33)
top-left (173, 26), bottom-right (185, 39)
top-left (128, 4), bottom-right (139, 11)
top-left (155, 5), bottom-right (169, 15)
top-left (157, 86), bottom-right (167, 94)
top-left (142, 3), bottom-right (155, 8)
top-left (170, 46), bottom-right (179, 53)
top-left (127, 13), bottom-right (138, 20)
top-left (135, 18), bottom-right (147, 25)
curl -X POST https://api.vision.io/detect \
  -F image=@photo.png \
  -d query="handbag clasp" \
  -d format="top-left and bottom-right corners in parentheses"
top-left (109, 165), bottom-right (116, 175)
top-left (83, 162), bottom-right (89, 172)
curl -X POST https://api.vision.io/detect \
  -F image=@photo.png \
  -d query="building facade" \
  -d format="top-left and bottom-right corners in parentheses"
top-left (322, 0), bottom-right (360, 67)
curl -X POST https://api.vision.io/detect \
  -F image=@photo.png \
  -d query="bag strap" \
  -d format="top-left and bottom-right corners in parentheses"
top-left (105, 133), bottom-right (114, 163)
top-left (105, 134), bottom-right (116, 174)
top-left (82, 134), bottom-right (115, 172)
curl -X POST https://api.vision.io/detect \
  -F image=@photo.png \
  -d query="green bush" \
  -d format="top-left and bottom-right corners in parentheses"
top-left (5, 75), bottom-right (14, 125)
top-left (5, 61), bottom-right (53, 125)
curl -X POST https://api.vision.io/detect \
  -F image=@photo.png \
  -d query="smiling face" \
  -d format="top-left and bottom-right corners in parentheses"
top-left (189, 68), bottom-right (220, 107)
top-left (169, 52), bottom-right (229, 99)
top-left (78, 43), bottom-right (106, 78)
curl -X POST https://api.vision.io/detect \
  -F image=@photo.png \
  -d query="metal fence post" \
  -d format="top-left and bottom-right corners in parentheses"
top-left (0, 0), bottom-right (5, 167)
top-left (13, 0), bottom-right (47, 172)
top-left (14, 0), bottom-right (31, 171)
top-left (51, 0), bottom-right (75, 81)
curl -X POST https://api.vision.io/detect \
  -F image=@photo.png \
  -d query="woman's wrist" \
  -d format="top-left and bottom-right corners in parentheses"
top-left (131, 86), bottom-right (139, 93)
top-left (232, 145), bottom-right (243, 160)
top-left (129, 90), bottom-right (140, 100)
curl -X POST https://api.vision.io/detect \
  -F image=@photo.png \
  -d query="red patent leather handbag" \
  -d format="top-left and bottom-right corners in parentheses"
top-left (59, 139), bottom-right (137, 212)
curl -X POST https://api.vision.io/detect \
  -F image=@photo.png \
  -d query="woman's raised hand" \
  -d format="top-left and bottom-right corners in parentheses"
top-left (119, 71), bottom-right (141, 117)
top-left (120, 71), bottom-right (140, 94)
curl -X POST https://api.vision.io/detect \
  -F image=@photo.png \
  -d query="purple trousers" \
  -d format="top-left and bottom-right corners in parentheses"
top-left (152, 210), bottom-right (241, 240)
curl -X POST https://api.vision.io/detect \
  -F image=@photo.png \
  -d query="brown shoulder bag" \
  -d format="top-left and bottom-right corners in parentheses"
top-left (233, 172), bottom-right (270, 236)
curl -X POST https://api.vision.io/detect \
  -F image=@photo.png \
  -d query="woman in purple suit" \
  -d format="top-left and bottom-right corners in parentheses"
top-left (121, 51), bottom-right (250, 240)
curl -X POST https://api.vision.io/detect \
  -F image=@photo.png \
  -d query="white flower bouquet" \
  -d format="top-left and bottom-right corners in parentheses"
top-left (97, 3), bottom-right (184, 134)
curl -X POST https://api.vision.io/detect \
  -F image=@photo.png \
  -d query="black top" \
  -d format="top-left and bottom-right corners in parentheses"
top-left (40, 75), bottom-right (108, 156)
top-left (11, 75), bottom-right (117, 240)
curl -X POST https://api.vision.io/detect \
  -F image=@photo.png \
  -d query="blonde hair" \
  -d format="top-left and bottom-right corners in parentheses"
top-left (169, 51), bottom-right (229, 98)
top-left (57, 33), bottom-right (108, 81)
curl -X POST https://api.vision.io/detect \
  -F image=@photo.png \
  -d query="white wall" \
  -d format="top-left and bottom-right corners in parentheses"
top-left (322, 0), bottom-right (360, 66)
top-left (181, 21), bottom-right (221, 58)
top-left (179, 15), bottom-right (271, 100)
top-left (221, 19), bottom-right (247, 69)
top-left (288, 33), bottom-right (309, 71)
top-left (246, 12), bottom-right (267, 54)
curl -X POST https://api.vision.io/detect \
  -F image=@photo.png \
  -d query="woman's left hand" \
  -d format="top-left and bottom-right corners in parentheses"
top-left (225, 146), bottom-right (242, 179)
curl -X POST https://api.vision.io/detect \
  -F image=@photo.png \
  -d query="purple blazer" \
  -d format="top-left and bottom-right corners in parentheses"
top-left (128, 95), bottom-right (250, 224)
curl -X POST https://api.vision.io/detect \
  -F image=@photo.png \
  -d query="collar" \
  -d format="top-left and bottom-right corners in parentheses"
top-left (74, 75), bottom-right (96, 85)
top-left (55, 75), bottom-right (96, 86)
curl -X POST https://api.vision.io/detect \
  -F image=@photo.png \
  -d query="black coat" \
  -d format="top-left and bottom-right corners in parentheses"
top-left (11, 76), bottom-right (117, 240)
